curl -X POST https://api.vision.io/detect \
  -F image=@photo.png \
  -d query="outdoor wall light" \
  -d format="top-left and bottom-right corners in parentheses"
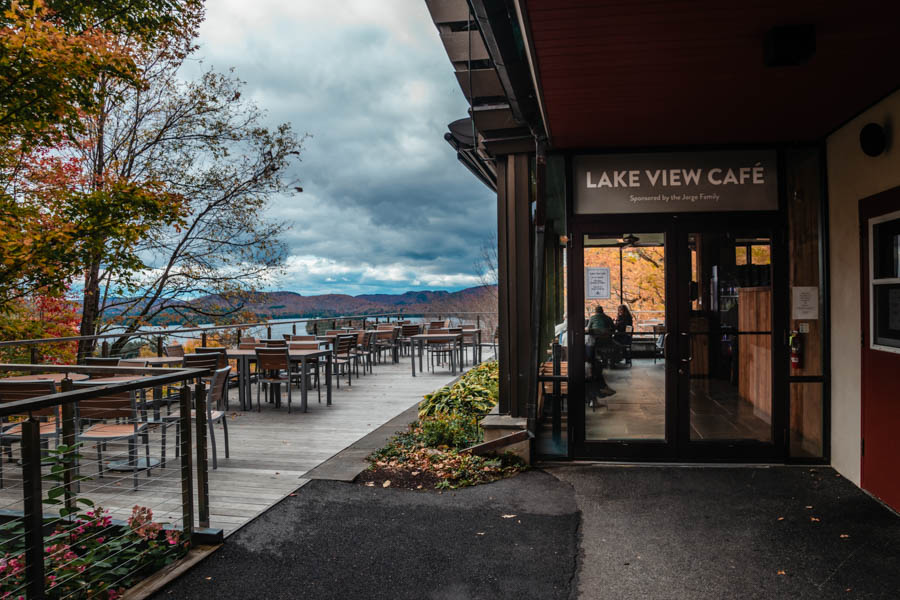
top-left (860, 122), bottom-right (888, 157)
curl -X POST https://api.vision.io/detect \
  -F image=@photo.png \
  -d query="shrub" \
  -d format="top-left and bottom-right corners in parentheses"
top-left (420, 414), bottom-right (481, 449)
top-left (418, 361), bottom-right (499, 419)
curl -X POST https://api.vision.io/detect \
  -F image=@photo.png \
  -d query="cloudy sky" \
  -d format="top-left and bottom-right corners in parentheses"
top-left (185, 1), bottom-right (495, 297)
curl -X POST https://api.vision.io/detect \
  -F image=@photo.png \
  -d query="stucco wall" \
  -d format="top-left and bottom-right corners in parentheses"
top-left (826, 89), bottom-right (900, 485)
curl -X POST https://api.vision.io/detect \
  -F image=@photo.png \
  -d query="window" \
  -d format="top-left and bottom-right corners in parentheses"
top-left (870, 211), bottom-right (900, 351)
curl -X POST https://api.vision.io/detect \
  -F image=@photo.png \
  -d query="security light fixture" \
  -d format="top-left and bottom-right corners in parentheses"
top-left (860, 123), bottom-right (887, 157)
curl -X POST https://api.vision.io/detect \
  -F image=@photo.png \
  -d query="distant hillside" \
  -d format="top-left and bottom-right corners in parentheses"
top-left (193, 286), bottom-right (497, 320)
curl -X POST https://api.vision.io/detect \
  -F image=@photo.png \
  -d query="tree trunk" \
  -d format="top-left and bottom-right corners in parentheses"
top-left (77, 261), bottom-right (101, 362)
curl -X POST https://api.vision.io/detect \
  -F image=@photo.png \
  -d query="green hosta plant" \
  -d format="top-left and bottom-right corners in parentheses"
top-left (418, 361), bottom-right (499, 419)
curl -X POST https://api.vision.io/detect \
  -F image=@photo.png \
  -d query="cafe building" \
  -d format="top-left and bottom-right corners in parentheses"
top-left (426, 0), bottom-right (900, 512)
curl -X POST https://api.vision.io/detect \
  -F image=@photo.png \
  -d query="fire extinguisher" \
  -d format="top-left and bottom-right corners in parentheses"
top-left (789, 330), bottom-right (802, 369)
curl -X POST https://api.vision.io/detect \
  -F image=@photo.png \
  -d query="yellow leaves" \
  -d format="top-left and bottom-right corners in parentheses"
top-left (776, 569), bottom-right (786, 576)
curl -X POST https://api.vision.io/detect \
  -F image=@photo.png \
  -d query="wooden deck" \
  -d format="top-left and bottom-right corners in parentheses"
top-left (0, 356), bottom-right (482, 537)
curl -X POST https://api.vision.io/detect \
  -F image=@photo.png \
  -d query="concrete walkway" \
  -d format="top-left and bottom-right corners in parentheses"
top-left (153, 465), bottom-right (900, 599)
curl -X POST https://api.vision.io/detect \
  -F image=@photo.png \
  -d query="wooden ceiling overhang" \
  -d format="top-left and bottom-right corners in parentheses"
top-left (426, 0), bottom-right (542, 187)
top-left (523, 0), bottom-right (900, 150)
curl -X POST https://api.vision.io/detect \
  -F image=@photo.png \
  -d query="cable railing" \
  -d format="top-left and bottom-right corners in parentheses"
top-left (0, 364), bottom-right (217, 599)
top-left (0, 311), bottom-right (499, 363)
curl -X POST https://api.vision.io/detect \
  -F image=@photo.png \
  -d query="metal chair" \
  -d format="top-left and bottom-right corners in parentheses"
top-left (0, 381), bottom-right (59, 488)
top-left (74, 381), bottom-right (151, 490)
top-left (254, 347), bottom-right (297, 412)
top-left (163, 344), bottom-right (184, 358)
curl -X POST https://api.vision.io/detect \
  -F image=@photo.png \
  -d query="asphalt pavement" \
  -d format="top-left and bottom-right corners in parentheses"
top-left (153, 464), bottom-right (900, 600)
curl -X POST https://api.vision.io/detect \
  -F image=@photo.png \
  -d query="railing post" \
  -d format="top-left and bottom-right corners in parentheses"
top-left (201, 332), bottom-right (207, 347)
top-left (237, 329), bottom-right (242, 345)
top-left (179, 384), bottom-right (195, 542)
top-left (21, 418), bottom-right (46, 599)
top-left (29, 345), bottom-right (39, 364)
top-left (60, 378), bottom-right (78, 505)
top-left (157, 336), bottom-right (164, 357)
top-left (477, 315), bottom-right (481, 328)
top-left (292, 323), bottom-right (297, 335)
top-left (266, 325), bottom-right (272, 339)
top-left (101, 341), bottom-right (109, 357)
top-left (194, 381), bottom-right (210, 529)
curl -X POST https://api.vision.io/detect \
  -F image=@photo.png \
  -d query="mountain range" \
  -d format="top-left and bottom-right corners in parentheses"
top-left (201, 285), bottom-right (497, 319)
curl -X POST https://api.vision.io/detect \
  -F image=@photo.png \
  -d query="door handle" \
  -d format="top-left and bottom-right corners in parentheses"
top-left (680, 331), bottom-right (693, 363)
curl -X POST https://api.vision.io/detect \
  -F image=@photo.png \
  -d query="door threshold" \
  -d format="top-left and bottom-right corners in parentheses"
top-left (536, 460), bottom-right (816, 469)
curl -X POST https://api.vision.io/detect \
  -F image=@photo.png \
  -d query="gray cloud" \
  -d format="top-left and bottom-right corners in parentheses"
top-left (182, 0), bottom-right (494, 296)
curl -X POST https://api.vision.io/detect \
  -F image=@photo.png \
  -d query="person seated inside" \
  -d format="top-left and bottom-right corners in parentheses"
top-left (587, 305), bottom-right (616, 396)
top-left (614, 304), bottom-right (634, 366)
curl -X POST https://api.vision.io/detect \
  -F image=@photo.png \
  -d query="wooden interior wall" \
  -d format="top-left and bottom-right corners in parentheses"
top-left (496, 154), bottom-right (533, 418)
top-left (739, 287), bottom-right (773, 422)
top-left (786, 148), bottom-right (826, 456)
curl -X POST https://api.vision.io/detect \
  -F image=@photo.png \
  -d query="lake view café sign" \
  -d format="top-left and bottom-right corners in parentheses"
top-left (574, 150), bottom-right (778, 214)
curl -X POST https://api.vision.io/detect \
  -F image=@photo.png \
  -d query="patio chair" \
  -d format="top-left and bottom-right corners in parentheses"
top-left (84, 356), bottom-right (120, 378)
top-left (375, 328), bottom-right (400, 363)
top-left (182, 353), bottom-right (220, 385)
top-left (399, 324), bottom-right (422, 357)
top-left (265, 339), bottom-right (288, 347)
top-left (163, 344), bottom-right (185, 358)
top-left (240, 337), bottom-right (258, 345)
top-left (173, 367), bottom-right (231, 470)
top-left (289, 342), bottom-right (323, 403)
top-left (0, 380), bottom-right (59, 488)
top-left (254, 347), bottom-right (299, 413)
top-left (351, 331), bottom-right (377, 374)
top-left (118, 359), bottom-right (148, 368)
top-left (74, 381), bottom-right (152, 490)
top-left (332, 334), bottom-right (357, 388)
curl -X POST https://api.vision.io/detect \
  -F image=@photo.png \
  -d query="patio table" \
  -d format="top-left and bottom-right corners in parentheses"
top-left (225, 348), bottom-right (332, 412)
top-left (2, 372), bottom-right (89, 383)
top-left (409, 333), bottom-right (463, 377)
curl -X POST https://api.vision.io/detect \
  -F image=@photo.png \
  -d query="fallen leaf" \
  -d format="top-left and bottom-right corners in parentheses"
top-left (382, 480), bottom-right (391, 488)
top-left (839, 534), bottom-right (849, 538)
top-left (501, 514), bottom-right (517, 519)
top-left (805, 505), bottom-right (813, 509)
top-left (411, 471), bottom-right (419, 476)
top-left (205, 577), bottom-right (212, 581)
top-left (776, 570), bottom-right (786, 576)
top-left (476, 532), bottom-right (485, 536)
top-left (288, 493), bottom-right (297, 497)
top-left (810, 517), bottom-right (820, 522)
top-left (365, 482), bottom-right (374, 487)
top-left (416, 484), bottom-right (422, 489)
top-left (777, 517), bottom-right (785, 521)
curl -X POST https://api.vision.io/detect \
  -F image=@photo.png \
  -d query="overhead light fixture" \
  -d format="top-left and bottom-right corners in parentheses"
top-left (763, 24), bottom-right (815, 67)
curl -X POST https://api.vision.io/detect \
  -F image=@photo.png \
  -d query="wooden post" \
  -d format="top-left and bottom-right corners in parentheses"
top-left (237, 329), bottom-right (242, 345)
top-left (21, 419), bottom-right (46, 599)
top-left (179, 384), bottom-right (194, 541)
top-left (292, 323), bottom-right (297, 335)
top-left (200, 332), bottom-right (207, 347)
top-left (267, 325), bottom-right (272, 339)
top-left (29, 345), bottom-right (39, 364)
top-left (101, 341), bottom-right (109, 357)
top-left (157, 336), bottom-right (164, 357)
top-left (194, 381), bottom-right (210, 529)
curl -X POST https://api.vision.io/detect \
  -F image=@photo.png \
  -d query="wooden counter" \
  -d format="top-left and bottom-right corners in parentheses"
top-left (738, 286), bottom-right (772, 423)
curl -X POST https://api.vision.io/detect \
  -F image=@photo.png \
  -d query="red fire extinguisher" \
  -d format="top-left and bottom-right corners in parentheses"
top-left (789, 331), bottom-right (802, 369)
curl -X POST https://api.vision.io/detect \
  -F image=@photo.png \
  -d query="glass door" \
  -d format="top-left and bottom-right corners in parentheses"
top-left (571, 222), bottom-right (678, 460)
top-left (675, 226), bottom-right (785, 459)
